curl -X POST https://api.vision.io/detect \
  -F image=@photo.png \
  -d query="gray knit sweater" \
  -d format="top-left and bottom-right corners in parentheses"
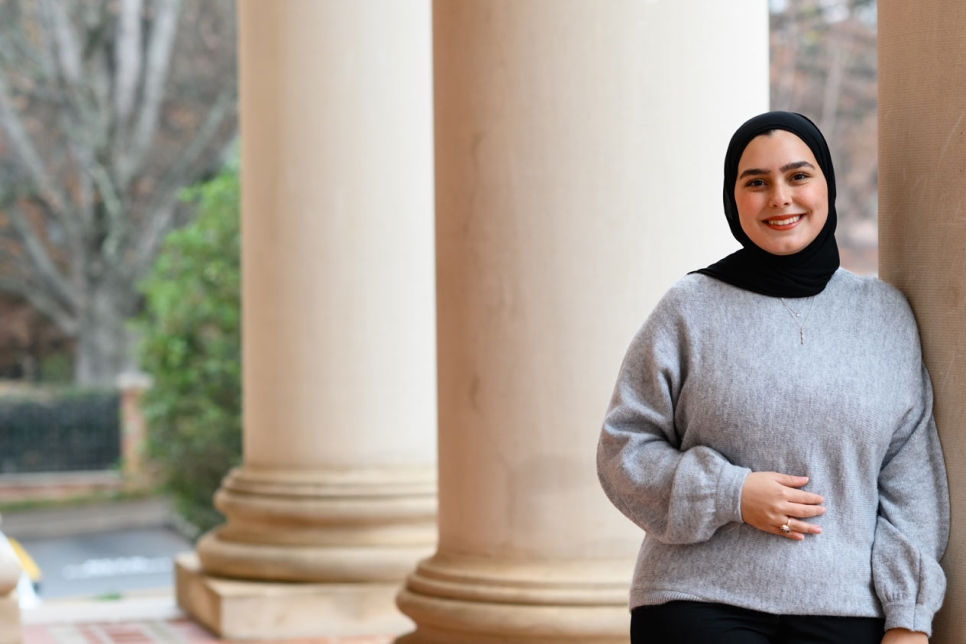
top-left (597, 269), bottom-right (949, 635)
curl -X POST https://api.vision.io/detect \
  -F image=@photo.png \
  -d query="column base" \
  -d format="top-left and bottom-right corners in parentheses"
top-left (395, 553), bottom-right (630, 644)
top-left (395, 591), bottom-right (628, 644)
top-left (199, 465), bottom-right (436, 583)
top-left (0, 593), bottom-right (20, 644)
top-left (176, 553), bottom-right (413, 640)
top-left (196, 530), bottom-right (433, 583)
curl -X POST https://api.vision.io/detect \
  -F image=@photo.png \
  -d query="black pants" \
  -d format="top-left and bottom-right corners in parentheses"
top-left (631, 601), bottom-right (885, 644)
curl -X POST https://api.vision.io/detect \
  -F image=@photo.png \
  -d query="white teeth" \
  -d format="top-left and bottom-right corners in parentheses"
top-left (766, 215), bottom-right (802, 226)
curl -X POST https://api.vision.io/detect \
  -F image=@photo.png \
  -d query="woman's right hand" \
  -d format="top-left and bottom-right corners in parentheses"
top-left (740, 472), bottom-right (825, 540)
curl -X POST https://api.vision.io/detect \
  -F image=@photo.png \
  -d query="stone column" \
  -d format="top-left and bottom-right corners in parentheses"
top-left (0, 526), bottom-right (20, 644)
top-left (879, 2), bottom-right (966, 640)
top-left (175, 0), bottom-right (437, 639)
top-left (396, 2), bottom-right (768, 643)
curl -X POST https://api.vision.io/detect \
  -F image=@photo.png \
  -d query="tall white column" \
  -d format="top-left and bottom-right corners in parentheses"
top-left (175, 0), bottom-right (437, 639)
top-left (879, 2), bottom-right (966, 640)
top-left (396, 2), bottom-right (768, 642)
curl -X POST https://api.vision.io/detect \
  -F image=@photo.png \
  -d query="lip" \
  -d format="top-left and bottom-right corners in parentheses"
top-left (763, 213), bottom-right (805, 230)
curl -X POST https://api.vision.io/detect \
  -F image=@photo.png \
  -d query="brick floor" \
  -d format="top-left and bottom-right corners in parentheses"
top-left (22, 620), bottom-right (395, 644)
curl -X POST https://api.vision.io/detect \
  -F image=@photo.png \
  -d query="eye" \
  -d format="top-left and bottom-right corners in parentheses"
top-left (744, 178), bottom-right (766, 188)
top-left (790, 172), bottom-right (810, 182)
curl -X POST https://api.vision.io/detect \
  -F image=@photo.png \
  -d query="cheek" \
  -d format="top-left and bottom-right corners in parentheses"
top-left (734, 194), bottom-right (762, 225)
top-left (805, 189), bottom-right (829, 226)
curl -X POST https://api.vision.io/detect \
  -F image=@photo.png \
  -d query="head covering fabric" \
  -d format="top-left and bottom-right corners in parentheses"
top-left (693, 111), bottom-right (839, 298)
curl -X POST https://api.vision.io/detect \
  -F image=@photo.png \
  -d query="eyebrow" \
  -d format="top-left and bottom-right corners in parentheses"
top-left (738, 161), bottom-right (816, 179)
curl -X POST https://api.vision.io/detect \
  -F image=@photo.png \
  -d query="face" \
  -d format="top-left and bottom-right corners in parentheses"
top-left (734, 129), bottom-right (829, 256)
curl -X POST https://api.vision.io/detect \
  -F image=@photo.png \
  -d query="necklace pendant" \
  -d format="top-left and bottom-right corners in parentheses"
top-left (801, 328), bottom-right (805, 345)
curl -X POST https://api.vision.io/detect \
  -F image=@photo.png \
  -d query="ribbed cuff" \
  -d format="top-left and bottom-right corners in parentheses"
top-left (882, 601), bottom-right (934, 637)
top-left (716, 463), bottom-right (751, 525)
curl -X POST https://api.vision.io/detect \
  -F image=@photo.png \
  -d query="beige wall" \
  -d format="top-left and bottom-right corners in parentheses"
top-left (879, 1), bottom-right (966, 640)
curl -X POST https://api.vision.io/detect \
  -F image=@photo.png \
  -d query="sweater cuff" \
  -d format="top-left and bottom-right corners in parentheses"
top-left (882, 601), bottom-right (935, 638)
top-left (715, 463), bottom-right (751, 525)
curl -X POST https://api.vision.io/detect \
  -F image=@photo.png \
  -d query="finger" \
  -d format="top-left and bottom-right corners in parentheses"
top-left (785, 489), bottom-right (825, 505)
top-left (773, 473), bottom-right (810, 487)
top-left (786, 518), bottom-right (822, 535)
top-left (785, 503), bottom-right (826, 519)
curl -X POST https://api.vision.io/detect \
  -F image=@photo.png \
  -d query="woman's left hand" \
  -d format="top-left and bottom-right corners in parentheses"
top-left (881, 628), bottom-right (928, 644)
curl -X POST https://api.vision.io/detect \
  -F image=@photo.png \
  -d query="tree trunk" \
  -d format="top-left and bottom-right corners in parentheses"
top-left (74, 283), bottom-right (133, 386)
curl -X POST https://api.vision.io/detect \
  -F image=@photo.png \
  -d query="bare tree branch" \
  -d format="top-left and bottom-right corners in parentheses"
top-left (130, 201), bottom-right (174, 285)
top-left (120, 0), bottom-right (181, 188)
top-left (6, 202), bottom-right (77, 312)
top-left (0, 249), bottom-right (77, 332)
top-left (130, 84), bottom-right (235, 281)
top-left (87, 160), bottom-right (125, 260)
top-left (819, 22), bottom-right (851, 138)
top-left (114, 0), bottom-right (144, 127)
top-left (0, 68), bottom-right (68, 213)
top-left (15, 1), bottom-right (56, 78)
top-left (0, 273), bottom-right (78, 335)
top-left (39, 0), bottom-right (82, 87)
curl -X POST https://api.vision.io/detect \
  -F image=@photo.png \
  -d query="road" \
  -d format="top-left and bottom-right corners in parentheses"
top-left (19, 527), bottom-right (193, 599)
top-left (1, 497), bottom-right (194, 600)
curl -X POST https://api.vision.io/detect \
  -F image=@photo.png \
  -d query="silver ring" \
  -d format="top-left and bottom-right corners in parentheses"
top-left (780, 521), bottom-right (791, 533)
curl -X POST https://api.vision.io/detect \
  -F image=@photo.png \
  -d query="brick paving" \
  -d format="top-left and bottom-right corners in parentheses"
top-left (22, 620), bottom-right (395, 644)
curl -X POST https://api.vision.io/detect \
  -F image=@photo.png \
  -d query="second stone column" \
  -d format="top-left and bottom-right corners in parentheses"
top-left (397, 1), bottom-right (768, 642)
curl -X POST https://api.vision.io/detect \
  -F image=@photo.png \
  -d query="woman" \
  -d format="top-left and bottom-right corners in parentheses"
top-left (597, 111), bottom-right (949, 644)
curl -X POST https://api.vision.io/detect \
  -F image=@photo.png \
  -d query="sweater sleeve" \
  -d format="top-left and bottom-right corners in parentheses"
top-left (597, 290), bottom-right (751, 545)
top-left (872, 362), bottom-right (949, 636)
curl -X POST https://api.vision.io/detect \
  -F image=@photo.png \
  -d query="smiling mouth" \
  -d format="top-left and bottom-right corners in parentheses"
top-left (764, 214), bottom-right (803, 229)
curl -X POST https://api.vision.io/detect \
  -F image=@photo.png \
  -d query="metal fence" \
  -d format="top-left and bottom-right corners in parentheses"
top-left (0, 391), bottom-right (120, 473)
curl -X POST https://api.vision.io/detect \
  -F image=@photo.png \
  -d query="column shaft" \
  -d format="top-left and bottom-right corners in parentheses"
top-left (397, 2), bottom-right (768, 642)
top-left (177, 0), bottom-right (437, 638)
top-left (879, 2), bottom-right (966, 640)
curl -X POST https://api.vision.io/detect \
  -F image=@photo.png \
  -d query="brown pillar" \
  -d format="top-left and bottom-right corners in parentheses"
top-left (879, 2), bottom-right (966, 640)
top-left (118, 372), bottom-right (151, 487)
top-left (175, 0), bottom-right (437, 639)
top-left (396, 2), bottom-right (769, 642)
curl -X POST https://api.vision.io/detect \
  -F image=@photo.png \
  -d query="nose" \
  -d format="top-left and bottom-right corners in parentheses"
top-left (769, 182), bottom-right (792, 208)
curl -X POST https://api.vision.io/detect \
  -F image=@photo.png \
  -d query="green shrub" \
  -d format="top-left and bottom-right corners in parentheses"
top-left (137, 166), bottom-right (241, 536)
top-left (39, 353), bottom-right (74, 384)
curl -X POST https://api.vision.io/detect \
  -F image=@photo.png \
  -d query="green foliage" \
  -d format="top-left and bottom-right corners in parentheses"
top-left (39, 353), bottom-right (74, 384)
top-left (137, 166), bottom-right (241, 536)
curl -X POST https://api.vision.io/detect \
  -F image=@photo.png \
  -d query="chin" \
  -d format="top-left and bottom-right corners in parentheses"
top-left (768, 245), bottom-right (804, 256)
top-left (758, 233), bottom-right (816, 256)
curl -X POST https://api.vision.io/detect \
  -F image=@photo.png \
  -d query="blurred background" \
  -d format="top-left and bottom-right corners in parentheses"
top-left (0, 0), bottom-right (877, 616)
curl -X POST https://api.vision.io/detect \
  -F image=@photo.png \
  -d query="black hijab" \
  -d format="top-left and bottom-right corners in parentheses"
top-left (693, 111), bottom-right (839, 298)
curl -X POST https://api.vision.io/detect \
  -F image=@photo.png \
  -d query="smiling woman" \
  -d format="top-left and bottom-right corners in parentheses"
top-left (597, 111), bottom-right (949, 644)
